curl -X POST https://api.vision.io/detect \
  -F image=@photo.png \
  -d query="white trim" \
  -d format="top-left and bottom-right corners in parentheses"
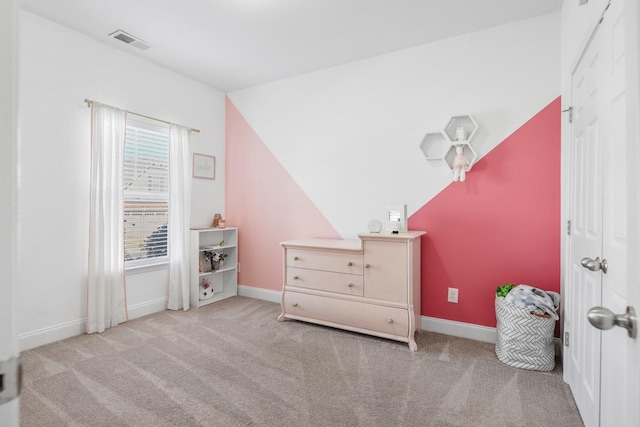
top-left (238, 285), bottom-right (281, 303)
top-left (238, 286), bottom-right (499, 344)
top-left (125, 259), bottom-right (168, 274)
top-left (127, 297), bottom-right (168, 320)
top-left (421, 316), bottom-right (497, 344)
top-left (18, 318), bottom-right (85, 351)
top-left (18, 297), bottom-right (169, 351)
top-left (0, 400), bottom-right (19, 427)
top-left (18, 291), bottom-right (498, 351)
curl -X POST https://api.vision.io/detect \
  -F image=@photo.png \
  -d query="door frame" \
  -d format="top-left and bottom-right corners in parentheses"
top-left (0, 0), bottom-right (20, 426)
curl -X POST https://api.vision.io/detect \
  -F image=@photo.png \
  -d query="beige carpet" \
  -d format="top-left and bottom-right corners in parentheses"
top-left (20, 297), bottom-right (583, 427)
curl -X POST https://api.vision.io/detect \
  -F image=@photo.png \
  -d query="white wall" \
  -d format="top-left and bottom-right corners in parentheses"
top-left (17, 10), bottom-right (225, 350)
top-left (229, 13), bottom-right (560, 239)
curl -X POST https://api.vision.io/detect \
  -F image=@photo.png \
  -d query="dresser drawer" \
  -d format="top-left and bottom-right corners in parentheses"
top-left (286, 267), bottom-right (363, 296)
top-left (286, 249), bottom-right (363, 275)
top-left (282, 291), bottom-right (409, 338)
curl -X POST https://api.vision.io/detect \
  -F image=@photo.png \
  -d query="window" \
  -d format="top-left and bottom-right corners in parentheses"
top-left (123, 115), bottom-right (170, 267)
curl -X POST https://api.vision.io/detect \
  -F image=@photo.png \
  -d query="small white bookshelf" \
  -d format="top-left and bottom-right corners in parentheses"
top-left (190, 227), bottom-right (238, 308)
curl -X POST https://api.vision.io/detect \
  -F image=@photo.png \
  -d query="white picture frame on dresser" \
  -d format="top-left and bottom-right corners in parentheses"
top-left (384, 204), bottom-right (407, 233)
top-left (278, 231), bottom-right (425, 351)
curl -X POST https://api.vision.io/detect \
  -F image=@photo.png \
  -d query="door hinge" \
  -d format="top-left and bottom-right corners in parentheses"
top-left (0, 356), bottom-right (21, 404)
top-left (567, 220), bottom-right (572, 236)
top-left (564, 331), bottom-right (570, 347)
top-left (562, 106), bottom-right (573, 123)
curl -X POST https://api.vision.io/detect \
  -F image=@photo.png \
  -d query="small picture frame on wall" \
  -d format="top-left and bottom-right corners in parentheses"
top-left (193, 153), bottom-right (215, 180)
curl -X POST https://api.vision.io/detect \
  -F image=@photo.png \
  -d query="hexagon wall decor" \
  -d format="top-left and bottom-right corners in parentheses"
top-left (419, 114), bottom-right (479, 177)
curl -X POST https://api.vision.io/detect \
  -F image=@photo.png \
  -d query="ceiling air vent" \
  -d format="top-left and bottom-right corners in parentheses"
top-left (108, 30), bottom-right (152, 51)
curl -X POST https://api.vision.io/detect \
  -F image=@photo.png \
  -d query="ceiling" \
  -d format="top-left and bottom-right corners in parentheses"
top-left (20, 0), bottom-right (562, 92)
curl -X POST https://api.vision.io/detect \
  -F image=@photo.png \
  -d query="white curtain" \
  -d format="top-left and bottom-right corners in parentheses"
top-left (87, 103), bottom-right (128, 333)
top-left (167, 124), bottom-right (192, 310)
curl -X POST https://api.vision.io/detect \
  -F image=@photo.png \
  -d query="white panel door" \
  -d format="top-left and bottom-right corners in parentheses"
top-left (566, 9), bottom-right (607, 426)
top-left (567, 1), bottom-right (640, 426)
top-left (597, 0), bottom-right (640, 425)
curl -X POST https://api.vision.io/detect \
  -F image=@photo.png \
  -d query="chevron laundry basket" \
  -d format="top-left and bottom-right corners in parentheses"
top-left (495, 296), bottom-right (557, 371)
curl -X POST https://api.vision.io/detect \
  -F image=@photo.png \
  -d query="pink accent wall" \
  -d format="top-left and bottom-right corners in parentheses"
top-left (409, 97), bottom-right (561, 327)
top-left (225, 97), bottom-right (341, 291)
top-left (226, 94), bottom-right (561, 328)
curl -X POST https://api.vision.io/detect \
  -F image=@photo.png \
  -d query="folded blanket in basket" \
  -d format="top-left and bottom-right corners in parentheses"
top-left (505, 284), bottom-right (560, 320)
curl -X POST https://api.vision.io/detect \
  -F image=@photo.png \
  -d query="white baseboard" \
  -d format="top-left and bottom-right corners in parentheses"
top-left (237, 287), bottom-right (497, 344)
top-left (238, 285), bottom-right (281, 303)
top-left (19, 292), bottom-right (497, 351)
top-left (19, 318), bottom-right (86, 351)
top-left (127, 297), bottom-right (168, 320)
top-left (421, 316), bottom-right (497, 344)
top-left (19, 298), bottom-right (169, 351)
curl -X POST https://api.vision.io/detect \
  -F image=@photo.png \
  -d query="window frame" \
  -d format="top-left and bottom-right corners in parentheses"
top-left (123, 114), bottom-right (170, 270)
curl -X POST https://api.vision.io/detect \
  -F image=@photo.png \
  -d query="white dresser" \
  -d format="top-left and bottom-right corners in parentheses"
top-left (278, 231), bottom-right (425, 351)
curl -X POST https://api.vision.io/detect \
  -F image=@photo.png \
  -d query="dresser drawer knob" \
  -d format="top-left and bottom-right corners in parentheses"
top-left (348, 283), bottom-right (354, 288)
top-left (293, 256), bottom-right (299, 261)
top-left (365, 264), bottom-right (371, 269)
top-left (387, 319), bottom-right (394, 324)
top-left (348, 261), bottom-right (353, 266)
top-left (293, 276), bottom-right (299, 280)
top-left (292, 302), bottom-right (298, 307)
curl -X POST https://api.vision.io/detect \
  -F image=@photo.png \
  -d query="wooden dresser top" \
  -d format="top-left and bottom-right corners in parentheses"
top-left (281, 231), bottom-right (425, 250)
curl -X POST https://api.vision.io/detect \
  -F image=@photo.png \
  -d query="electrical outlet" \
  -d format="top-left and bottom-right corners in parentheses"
top-left (447, 287), bottom-right (459, 303)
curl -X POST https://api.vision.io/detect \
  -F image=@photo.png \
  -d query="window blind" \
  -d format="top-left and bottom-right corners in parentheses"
top-left (123, 115), bottom-right (170, 264)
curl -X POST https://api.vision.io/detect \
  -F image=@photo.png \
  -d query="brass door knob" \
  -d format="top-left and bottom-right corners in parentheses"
top-left (387, 319), bottom-right (394, 324)
top-left (348, 262), bottom-right (353, 266)
top-left (293, 256), bottom-right (299, 261)
top-left (292, 302), bottom-right (298, 307)
top-left (293, 276), bottom-right (299, 280)
top-left (365, 264), bottom-right (371, 268)
top-left (348, 283), bottom-right (354, 288)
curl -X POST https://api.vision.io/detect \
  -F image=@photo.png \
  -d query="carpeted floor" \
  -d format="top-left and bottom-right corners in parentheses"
top-left (20, 297), bottom-right (583, 427)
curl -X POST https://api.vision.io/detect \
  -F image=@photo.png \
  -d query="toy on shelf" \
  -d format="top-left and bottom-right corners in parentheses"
top-left (419, 114), bottom-right (479, 181)
top-left (452, 146), bottom-right (470, 182)
top-left (200, 278), bottom-right (215, 300)
top-left (210, 213), bottom-right (222, 228)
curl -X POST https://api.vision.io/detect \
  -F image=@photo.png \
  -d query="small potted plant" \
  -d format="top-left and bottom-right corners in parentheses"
top-left (204, 250), bottom-right (228, 270)
top-left (214, 250), bottom-right (229, 268)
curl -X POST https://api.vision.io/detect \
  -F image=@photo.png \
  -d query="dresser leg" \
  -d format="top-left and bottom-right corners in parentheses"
top-left (408, 309), bottom-right (419, 351)
top-left (408, 335), bottom-right (418, 352)
top-left (277, 313), bottom-right (286, 322)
